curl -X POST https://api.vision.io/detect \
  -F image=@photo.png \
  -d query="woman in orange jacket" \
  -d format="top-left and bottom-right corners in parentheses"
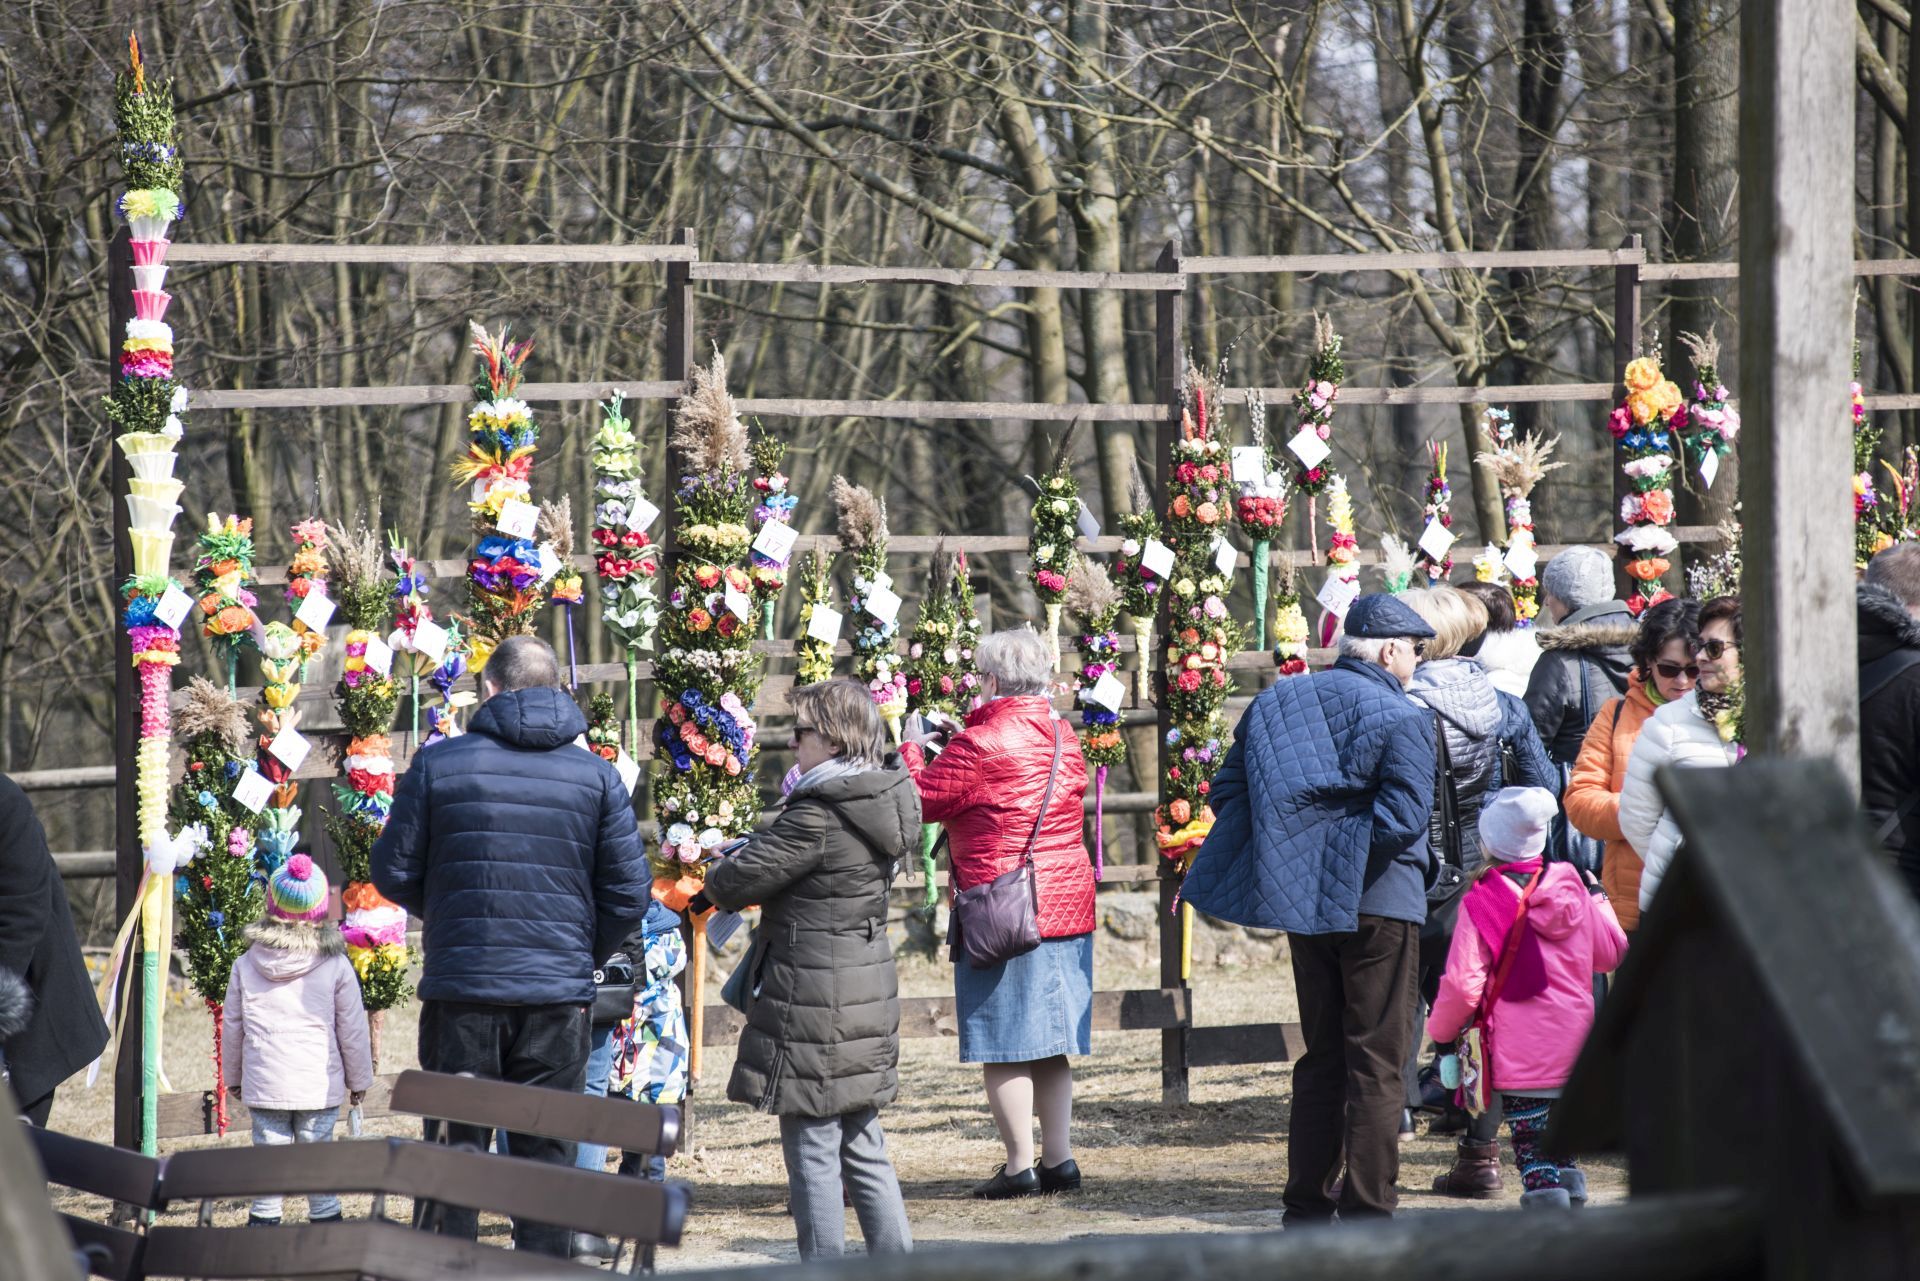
top-left (1562, 598), bottom-right (1699, 932)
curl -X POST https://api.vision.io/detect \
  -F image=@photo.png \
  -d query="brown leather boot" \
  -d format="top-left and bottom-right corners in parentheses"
top-left (1430, 1138), bottom-right (1504, 1199)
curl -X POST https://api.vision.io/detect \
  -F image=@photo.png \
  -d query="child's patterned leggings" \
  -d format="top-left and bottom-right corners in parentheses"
top-left (1503, 1095), bottom-right (1578, 1192)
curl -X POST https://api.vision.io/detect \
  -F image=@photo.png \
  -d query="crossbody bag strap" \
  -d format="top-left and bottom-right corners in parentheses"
top-left (1435, 713), bottom-right (1463, 870)
top-left (1023, 723), bottom-right (1067, 867)
top-left (1472, 869), bottom-right (1546, 1023)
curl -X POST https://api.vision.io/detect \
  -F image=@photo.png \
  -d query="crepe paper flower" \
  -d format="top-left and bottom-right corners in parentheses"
top-left (651, 350), bottom-right (766, 882)
top-left (455, 323), bottom-right (547, 668)
top-left (1609, 353), bottom-right (1685, 614)
top-left (1029, 435), bottom-right (1081, 668)
top-left (1414, 440), bottom-right (1453, 584)
top-left (1156, 359), bottom-right (1246, 871)
top-left (1288, 316), bottom-right (1346, 498)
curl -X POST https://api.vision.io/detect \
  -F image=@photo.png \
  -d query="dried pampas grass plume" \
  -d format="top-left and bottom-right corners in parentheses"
top-left (538, 497), bottom-right (574, 561)
top-left (832, 475), bottom-right (888, 552)
top-left (1474, 433), bottom-right (1566, 499)
top-left (1066, 558), bottom-right (1121, 623)
top-left (176, 676), bottom-right (252, 751)
top-left (324, 521), bottom-right (386, 593)
top-left (670, 345), bottom-right (750, 477)
top-left (1380, 535), bottom-right (1416, 591)
top-left (1678, 328), bottom-right (1721, 371)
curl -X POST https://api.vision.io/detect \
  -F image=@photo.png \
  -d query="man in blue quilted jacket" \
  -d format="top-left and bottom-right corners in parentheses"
top-left (1182, 594), bottom-right (1436, 1224)
top-left (373, 634), bottom-right (649, 1256)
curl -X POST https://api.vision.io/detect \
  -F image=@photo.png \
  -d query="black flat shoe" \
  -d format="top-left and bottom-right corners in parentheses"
top-left (1038, 1159), bottom-right (1082, 1194)
top-left (972, 1164), bottom-right (1041, 1200)
top-left (309, 1212), bottom-right (343, 1224)
top-left (245, 1215), bottom-right (281, 1228)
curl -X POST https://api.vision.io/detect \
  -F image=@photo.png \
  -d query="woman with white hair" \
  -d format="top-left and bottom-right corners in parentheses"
top-left (902, 627), bottom-right (1094, 1200)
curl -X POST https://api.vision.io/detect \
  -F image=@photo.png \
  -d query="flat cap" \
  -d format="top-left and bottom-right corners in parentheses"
top-left (1343, 593), bottom-right (1437, 640)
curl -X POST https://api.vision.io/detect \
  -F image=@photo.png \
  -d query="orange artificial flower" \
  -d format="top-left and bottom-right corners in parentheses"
top-left (1625, 557), bottom-right (1671, 581)
top-left (1623, 356), bottom-right (1661, 392)
top-left (1168, 798), bottom-right (1192, 825)
top-left (210, 605), bottom-right (254, 635)
top-left (1196, 502), bottom-right (1220, 525)
top-left (1653, 379), bottom-right (1684, 415)
top-left (342, 881), bottom-right (398, 912)
top-left (1171, 494), bottom-right (1192, 518)
top-left (1640, 490), bottom-right (1675, 524)
top-left (1627, 390), bottom-right (1659, 425)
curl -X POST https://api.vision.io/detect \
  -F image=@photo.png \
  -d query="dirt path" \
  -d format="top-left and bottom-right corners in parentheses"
top-left (49, 956), bottom-right (1626, 1269)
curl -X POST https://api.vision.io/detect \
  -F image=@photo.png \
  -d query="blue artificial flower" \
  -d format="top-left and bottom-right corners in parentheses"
top-left (225, 760), bottom-right (242, 779)
top-left (197, 790), bottom-right (217, 809)
top-left (207, 911), bottom-right (224, 927)
top-left (174, 875), bottom-right (189, 897)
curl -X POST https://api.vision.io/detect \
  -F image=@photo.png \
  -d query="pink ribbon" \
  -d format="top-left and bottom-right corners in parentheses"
top-left (1093, 765), bottom-right (1107, 883)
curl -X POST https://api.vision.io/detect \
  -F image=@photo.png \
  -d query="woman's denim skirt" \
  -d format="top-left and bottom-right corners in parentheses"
top-left (953, 932), bottom-right (1094, 1063)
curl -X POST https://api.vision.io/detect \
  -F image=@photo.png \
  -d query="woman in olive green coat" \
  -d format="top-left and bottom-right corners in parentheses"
top-left (698, 678), bottom-right (920, 1261)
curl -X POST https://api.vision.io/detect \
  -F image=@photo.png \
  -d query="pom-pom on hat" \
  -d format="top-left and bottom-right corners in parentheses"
top-left (268, 853), bottom-right (330, 921)
top-left (1477, 787), bottom-right (1560, 863)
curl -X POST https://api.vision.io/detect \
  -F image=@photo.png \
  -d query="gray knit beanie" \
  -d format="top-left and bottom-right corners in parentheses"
top-left (1540, 546), bottom-right (1615, 613)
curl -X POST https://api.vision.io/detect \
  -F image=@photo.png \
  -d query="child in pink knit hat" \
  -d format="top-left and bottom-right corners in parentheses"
top-left (222, 855), bottom-right (374, 1225)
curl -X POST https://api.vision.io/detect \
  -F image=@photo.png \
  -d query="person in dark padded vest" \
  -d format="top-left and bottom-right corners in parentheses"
top-left (1859, 545), bottom-right (1920, 901)
top-left (373, 634), bottom-right (650, 1258)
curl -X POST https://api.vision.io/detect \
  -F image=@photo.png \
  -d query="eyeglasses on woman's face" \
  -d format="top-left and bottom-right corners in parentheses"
top-left (1700, 638), bottom-right (1738, 661)
top-left (1654, 661), bottom-right (1700, 681)
top-left (790, 722), bottom-right (822, 745)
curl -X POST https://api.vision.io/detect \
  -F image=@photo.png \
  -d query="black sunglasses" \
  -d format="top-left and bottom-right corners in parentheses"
top-left (1700, 639), bottom-right (1739, 660)
top-left (1654, 661), bottom-right (1700, 681)
top-left (1412, 640), bottom-right (1428, 657)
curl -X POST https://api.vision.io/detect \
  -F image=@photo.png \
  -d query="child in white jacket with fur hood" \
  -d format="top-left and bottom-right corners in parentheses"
top-left (1619, 597), bottom-right (1743, 914)
top-left (222, 854), bottom-right (373, 1225)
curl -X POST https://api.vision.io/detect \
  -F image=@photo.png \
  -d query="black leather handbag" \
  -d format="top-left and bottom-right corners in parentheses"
top-left (949, 723), bottom-right (1064, 970)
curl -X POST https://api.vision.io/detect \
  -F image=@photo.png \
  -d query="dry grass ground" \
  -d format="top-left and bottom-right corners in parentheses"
top-left (50, 953), bottom-right (1625, 1271)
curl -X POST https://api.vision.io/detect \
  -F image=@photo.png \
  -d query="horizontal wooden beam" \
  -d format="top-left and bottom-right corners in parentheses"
top-left (692, 262), bottom-right (1186, 291)
top-left (1640, 257), bottom-right (1920, 282)
top-left (1188, 1022), bottom-right (1301, 1068)
top-left (191, 380), bottom-right (681, 412)
top-left (731, 397), bottom-right (1162, 422)
top-left (11, 765), bottom-right (117, 791)
top-left (1180, 248), bottom-right (1646, 274)
top-left (698, 986), bottom-right (1190, 1046)
top-left (1864, 394), bottom-right (1920, 411)
top-left (165, 243), bottom-right (696, 265)
top-left (1218, 383), bottom-right (1616, 407)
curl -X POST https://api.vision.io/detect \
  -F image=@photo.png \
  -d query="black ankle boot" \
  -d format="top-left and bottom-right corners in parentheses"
top-left (972, 1164), bottom-right (1041, 1200)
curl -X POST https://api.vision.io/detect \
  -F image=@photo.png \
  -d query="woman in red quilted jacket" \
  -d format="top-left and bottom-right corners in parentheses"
top-left (902, 627), bottom-right (1094, 1201)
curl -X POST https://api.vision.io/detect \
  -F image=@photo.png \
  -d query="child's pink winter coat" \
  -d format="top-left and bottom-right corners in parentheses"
top-left (1427, 861), bottom-right (1628, 1093)
top-left (222, 918), bottom-right (374, 1111)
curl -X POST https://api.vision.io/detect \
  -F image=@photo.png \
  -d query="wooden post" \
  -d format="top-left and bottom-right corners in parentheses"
top-left (662, 227), bottom-right (700, 1147)
top-left (1152, 240), bottom-right (1189, 1106)
top-left (108, 226), bottom-right (143, 1154)
top-left (1610, 234), bottom-right (1643, 602)
top-left (1737, 0), bottom-right (1859, 777)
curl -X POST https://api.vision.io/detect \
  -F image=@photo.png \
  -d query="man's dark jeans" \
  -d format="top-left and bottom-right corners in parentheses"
top-left (417, 999), bottom-right (591, 1257)
top-left (1283, 915), bottom-right (1420, 1225)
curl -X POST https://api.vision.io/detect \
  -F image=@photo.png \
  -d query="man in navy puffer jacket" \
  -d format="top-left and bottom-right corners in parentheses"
top-left (373, 635), bottom-right (648, 1255)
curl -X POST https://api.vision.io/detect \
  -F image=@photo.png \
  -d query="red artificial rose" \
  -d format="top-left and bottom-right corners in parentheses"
top-left (1175, 462), bottom-right (1198, 484)
top-left (621, 532), bottom-right (643, 548)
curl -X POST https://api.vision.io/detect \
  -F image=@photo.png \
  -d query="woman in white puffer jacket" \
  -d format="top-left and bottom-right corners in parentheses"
top-left (1619, 596), bottom-right (1743, 913)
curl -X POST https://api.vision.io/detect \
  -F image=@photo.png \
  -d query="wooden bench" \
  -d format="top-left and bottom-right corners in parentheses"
top-left (151, 1137), bottom-right (689, 1279)
top-left (28, 1128), bottom-right (164, 1280)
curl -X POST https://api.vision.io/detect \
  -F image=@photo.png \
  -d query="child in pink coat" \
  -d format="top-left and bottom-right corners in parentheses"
top-left (222, 855), bottom-right (374, 1225)
top-left (1427, 788), bottom-right (1628, 1210)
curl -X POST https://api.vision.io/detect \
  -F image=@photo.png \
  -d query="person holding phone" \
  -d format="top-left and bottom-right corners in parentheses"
top-left (695, 678), bottom-right (919, 1261)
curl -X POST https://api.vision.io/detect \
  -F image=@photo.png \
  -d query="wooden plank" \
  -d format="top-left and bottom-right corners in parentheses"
top-left (388, 1069), bottom-right (678, 1157)
top-left (1613, 235), bottom-right (1644, 600)
top-left (191, 379), bottom-right (681, 411)
top-left (1216, 382), bottom-right (1616, 406)
top-left (731, 397), bottom-right (1162, 422)
top-left (27, 1127), bottom-right (162, 1208)
top-left (60, 1214), bottom-right (143, 1281)
top-left (1737, 0), bottom-right (1858, 774)
top-left (1864, 394), bottom-right (1920, 411)
top-left (899, 860), bottom-right (1159, 890)
top-left (1642, 258), bottom-right (1920, 282)
top-left (691, 262), bottom-right (1186, 290)
top-left (142, 1219), bottom-right (607, 1281)
top-left (167, 242), bottom-right (697, 265)
top-left (698, 987), bottom-right (1189, 1046)
top-left (1180, 247), bottom-right (1647, 274)
top-left (1153, 239), bottom-right (1190, 1110)
top-left (108, 226), bottom-right (142, 1157)
top-left (0, 1086), bottom-right (90, 1281)
top-left (11, 765), bottom-right (116, 791)
top-left (1188, 1022), bottom-right (1300, 1069)
top-left (157, 1075), bottom-right (399, 1142)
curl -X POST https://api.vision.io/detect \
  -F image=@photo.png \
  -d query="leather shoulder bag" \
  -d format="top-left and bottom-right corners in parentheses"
top-left (949, 722), bottom-right (1064, 970)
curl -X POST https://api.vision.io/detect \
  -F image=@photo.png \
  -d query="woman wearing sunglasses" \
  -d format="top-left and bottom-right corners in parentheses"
top-left (1563, 597), bottom-right (1701, 934)
top-left (1619, 596), bottom-right (1743, 915)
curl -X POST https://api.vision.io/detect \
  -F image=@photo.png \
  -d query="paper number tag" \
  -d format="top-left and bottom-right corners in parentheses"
top-left (1699, 449), bottom-right (1720, 490)
top-left (806, 605), bottom-right (844, 645)
top-left (1075, 500), bottom-right (1102, 540)
top-left (268, 725), bottom-right (311, 772)
top-left (724, 584), bottom-right (755, 623)
top-left (362, 635), bottom-right (394, 676)
top-left (495, 499), bottom-right (539, 540)
top-left (154, 584), bottom-right (195, 630)
top-left (629, 496), bottom-right (661, 532)
top-left (411, 618), bottom-right (450, 664)
top-left (1088, 672), bottom-right (1127, 712)
top-left (865, 584), bottom-right (903, 625)
top-left (614, 750), bottom-right (642, 795)
top-left (1212, 539), bottom-right (1239, 577)
top-left (1417, 520), bottom-right (1458, 563)
top-left (1231, 446), bottom-right (1268, 484)
top-left (1317, 572), bottom-right (1360, 618)
top-left (1287, 427), bottom-right (1332, 470)
top-left (752, 520), bottom-right (799, 566)
top-left (232, 767), bottom-right (273, 813)
top-left (294, 589), bottom-right (336, 633)
top-left (1141, 539), bottom-right (1177, 579)
top-left (1505, 545), bottom-right (1539, 582)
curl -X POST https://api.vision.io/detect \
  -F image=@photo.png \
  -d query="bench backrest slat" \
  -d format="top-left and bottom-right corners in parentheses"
top-left (62, 1214), bottom-right (145, 1281)
top-left (28, 1129), bottom-right (165, 1209)
top-left (141, 1218), bottom-right (596, 1280)
top-left (159, 1138), bottom-right (688, 1245)
top-left (387, 1069), bottom-right (679, 1156)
